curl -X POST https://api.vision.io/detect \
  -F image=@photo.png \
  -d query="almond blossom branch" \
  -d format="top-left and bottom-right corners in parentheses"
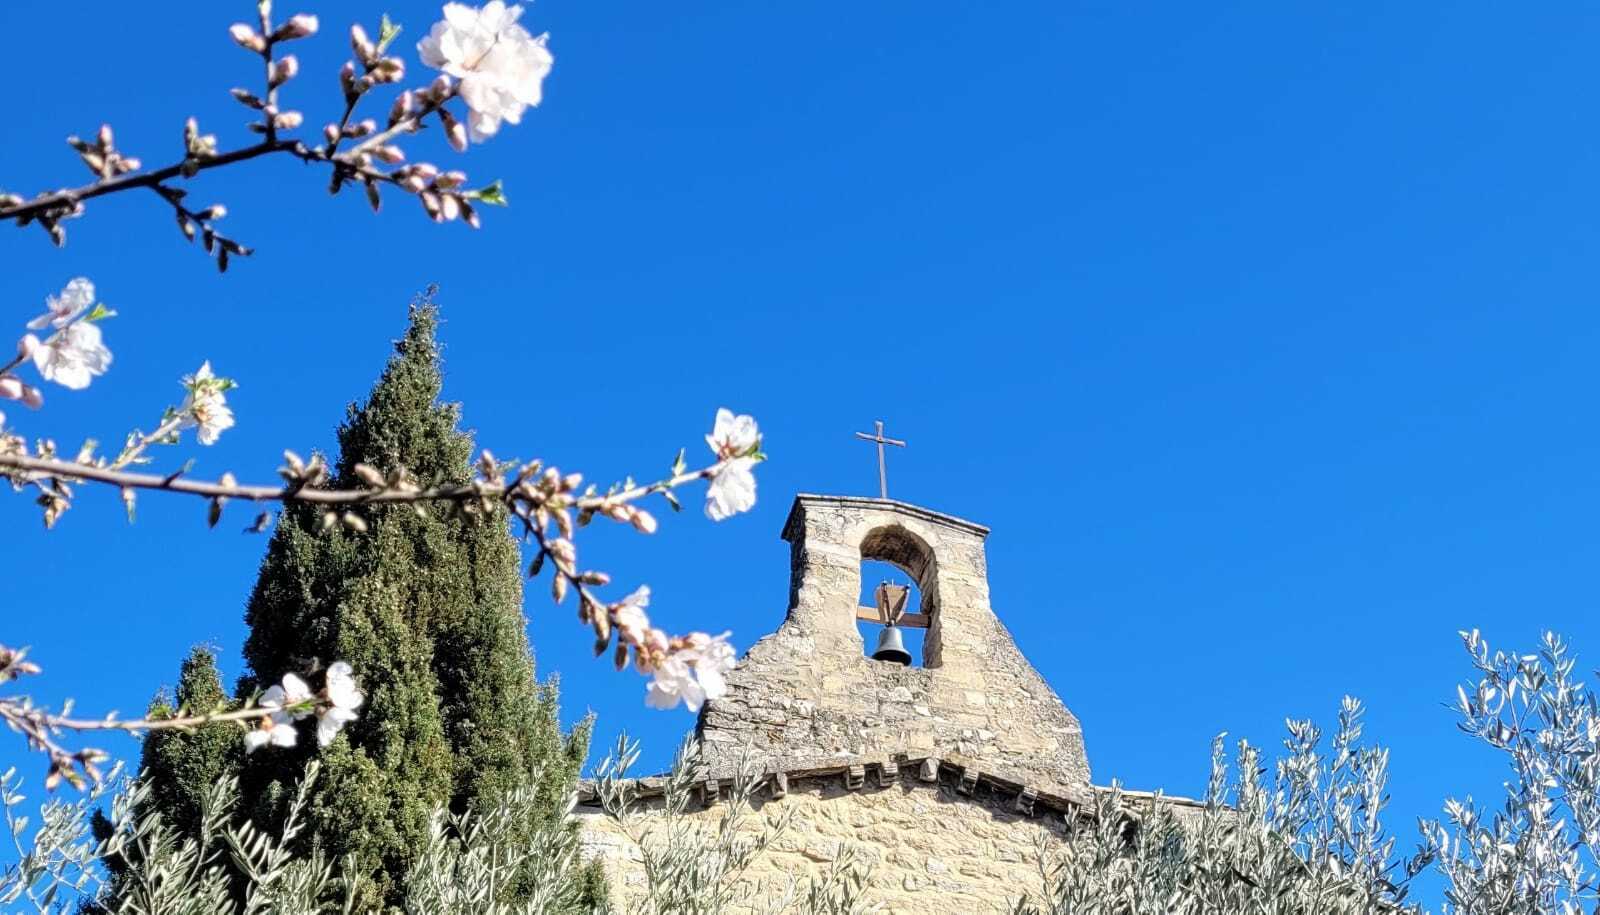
top-left (0, 408), bottom-right (761, 786)
top-left (0, 2), bottom-right (547, 262)
top-left (0, 139), bottom-right (299, 230)
top-left (0, 451), bottom-right (726, 511)
top-left (0, 645), bottom-right (362, 790)
top-left (514, 408), bottom-right (759, 713)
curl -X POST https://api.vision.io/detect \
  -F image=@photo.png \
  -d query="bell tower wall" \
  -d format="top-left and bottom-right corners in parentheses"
top-left (697, 494), bottom-right (1092, 796)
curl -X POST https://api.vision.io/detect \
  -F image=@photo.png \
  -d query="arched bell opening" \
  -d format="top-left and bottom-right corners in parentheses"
top-left (856, 525), bottom-right (942, 669)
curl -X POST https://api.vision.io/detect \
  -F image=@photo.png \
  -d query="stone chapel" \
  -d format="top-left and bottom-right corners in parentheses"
top-left (575, 492), bottom-right (1198, 912)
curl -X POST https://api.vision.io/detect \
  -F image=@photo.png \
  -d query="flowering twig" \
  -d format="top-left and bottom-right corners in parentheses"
top-left (0, 2), bottom-right (546, 266)
top-left (2, 407), bottom-right (762, 774)
top-left (0, 645), bottom-right (355, 791)
top-left (1, 279), bottom-right (763, 717)
top-left (0, 450), bottom-right (730, 515)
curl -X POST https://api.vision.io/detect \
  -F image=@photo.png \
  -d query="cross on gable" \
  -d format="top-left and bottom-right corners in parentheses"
top-left (853, 420), bottom-right (906, 500)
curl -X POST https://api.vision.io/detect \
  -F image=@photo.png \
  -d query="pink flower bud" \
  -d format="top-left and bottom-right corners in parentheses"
top-left (631, 510), bottom-right (658, 535)
top-left (340, 60), bottom-right (359, 99)
top-left (21, 385), bottom-right (42, 410)
top-left (324, 123), bottom-right (340, 144)
top-left (0, 377), bottom-right (23, 401)
top-left (412, 162), bottom-right (439, 181)
top-left (374, 58), bottom-right (405, 83)
top-left (435, 170), bottom-right (467, 190)
top-left (389, 90), bottom-right (415, 125)
top-left (446, 121), bottom-right (467, 153)
top-left (350, 23), bottom-right (375, 61)
top-left (17, 335), bottom-right (39, 360)
top-left (96, 124), bottom-right (113, 149)
top-left (229, 23), bottom-right (267, 53)
top-left (429, 75), bottom-right (453, 100)
top-left (270, 55), bottom-right (299, 86)
top-left (273, 111), bottom-right (304, 130)
top-left (275, 13), bottom-right (318, 40)
top-left (439, 194), bottom-right (461, 222)
top-left (374, 145), bottom-right (405, 164)
top-left (420, 190), bottom-right (443, 221)
top-left (401, 173), bottom-right (427, 194)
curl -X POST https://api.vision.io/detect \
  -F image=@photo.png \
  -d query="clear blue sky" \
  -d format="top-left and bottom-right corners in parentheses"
top-left (5, 0), bottom-right (1600, 895)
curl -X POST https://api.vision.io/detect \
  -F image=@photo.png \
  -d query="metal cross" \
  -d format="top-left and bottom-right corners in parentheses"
top-left (853, 420), bottom-right (906, 499)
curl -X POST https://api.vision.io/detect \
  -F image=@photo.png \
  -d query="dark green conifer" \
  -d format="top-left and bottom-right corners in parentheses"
top-left (130, 297), bottom-right (594, 909)
top-left (139, 647), bottom-right (243, 838)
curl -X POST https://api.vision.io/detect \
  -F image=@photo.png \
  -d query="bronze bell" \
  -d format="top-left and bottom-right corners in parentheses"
top-left (872, 625), bottom-right (913, 665)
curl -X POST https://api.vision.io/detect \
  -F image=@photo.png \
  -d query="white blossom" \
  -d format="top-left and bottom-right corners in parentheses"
top-left (644, 632), bottom-right (737, 712)
top-left (243, 716), bottom-right (297, 753)
top-left (418, 1), bottom-right (554, 142)
top-left (245, 673), bottom-right (313, 753)
top-left (614, 586), bottom-right (650, 645)
top-left (703, 408), bottom-right (761, 521)
top-left (178, 361), bottom-right (236, 445)
top-left (26, 278), bottom-right (94, 331)
top-left (644, 657), bottom-right (698, 711)
top-left (705, 408), bottom-right (760, 460)
top-left (316, 661), bottom-right (363, 746)
top-left (31, 322), bottom-right (111, 391)
top-left (266, 674), bottom-right (315, 719)
top-left (683, 632), bottom-right (736, 698)
top-left (705, 457), bottom-right (757, 521)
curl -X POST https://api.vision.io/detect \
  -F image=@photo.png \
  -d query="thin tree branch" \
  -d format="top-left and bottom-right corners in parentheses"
top-left (0, 451), bottom-right (719, 509)
top-left (0, 140), bottom-right (300, 226)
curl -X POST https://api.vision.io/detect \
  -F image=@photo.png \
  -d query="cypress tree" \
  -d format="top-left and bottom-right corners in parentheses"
top-left (139, 647), bottom-right (243, 838)
top-left (129, 297), bottom-right (592, 908)
top-left (84, 648), bottom-right (244, 913)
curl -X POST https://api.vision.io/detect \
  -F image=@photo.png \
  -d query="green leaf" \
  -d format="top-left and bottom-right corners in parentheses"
top-left (466, 179), bottom-right (509, 207)
top-left (378, 14), bottom-right (403, 53)
top-left (84, 303), bottom-right (117, 322)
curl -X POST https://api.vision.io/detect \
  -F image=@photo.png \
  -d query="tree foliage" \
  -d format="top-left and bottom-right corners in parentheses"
top-left (127, 297), bottom-right (592, 908)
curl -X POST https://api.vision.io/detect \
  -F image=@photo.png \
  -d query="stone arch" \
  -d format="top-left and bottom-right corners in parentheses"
top-left (858, 524), bottom-right (944, 667)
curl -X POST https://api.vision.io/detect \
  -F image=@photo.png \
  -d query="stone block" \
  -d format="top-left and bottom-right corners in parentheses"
top-left (878, 759), bottom-right (899, 787)
top-left (845, 764), bottom-right (865, 791)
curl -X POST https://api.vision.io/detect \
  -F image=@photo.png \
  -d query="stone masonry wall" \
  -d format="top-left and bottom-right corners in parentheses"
top-left (575, 769), bottom-right (1071, 914)
top-left (696, 495), bottom-right (1092, 797)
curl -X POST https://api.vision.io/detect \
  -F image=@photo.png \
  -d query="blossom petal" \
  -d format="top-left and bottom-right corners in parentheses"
top-left (326, 661), bottom-right (364, 710)
top-left (260, 685), bottom-right (287, 709)
top-left (645, 681), bottom-right (682, 709)
top-left (705, 459), bottom-right (758, 521)
top-left (696, 665), bottom-right (728, 702)
top-left (31, 322), bottom-right (111, 390)
top-left (280, 672), bottom-right (313, 704)
top-left (317, 706), bottom-right (359, 746)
